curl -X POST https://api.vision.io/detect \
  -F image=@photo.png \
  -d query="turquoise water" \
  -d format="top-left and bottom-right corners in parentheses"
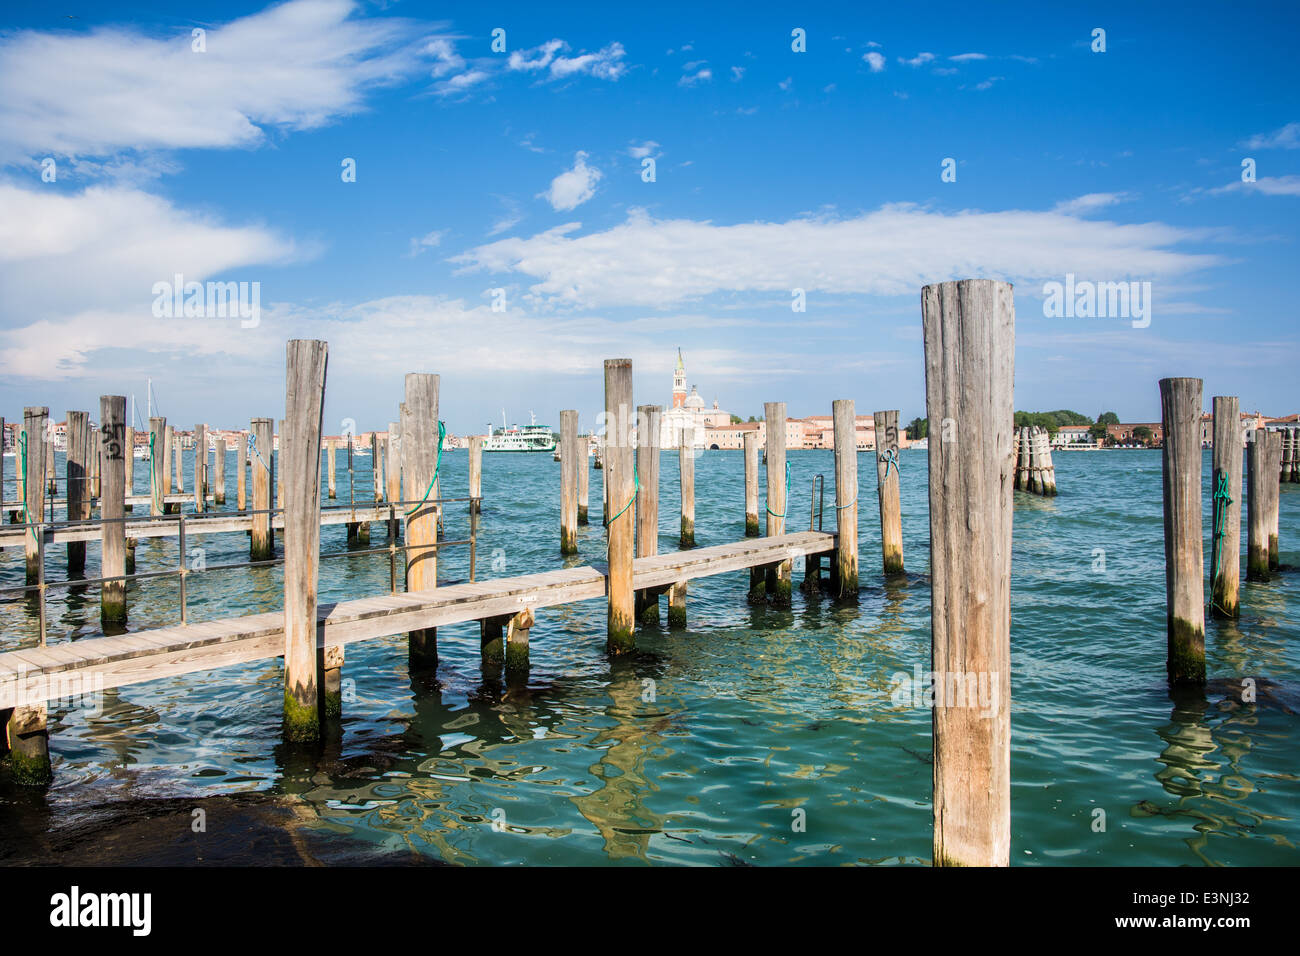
top-left (1, 447), bottom-right (1297, 865)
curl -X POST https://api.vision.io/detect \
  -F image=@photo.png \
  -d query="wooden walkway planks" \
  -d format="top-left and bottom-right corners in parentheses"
top-left (0, 532), bottom-right (835, 708)
top-left (0, 505), bottom-right (393, 547)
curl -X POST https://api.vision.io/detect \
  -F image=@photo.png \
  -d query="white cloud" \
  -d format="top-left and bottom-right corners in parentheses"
top-left (730, 66), bottom-right (745, 81)
top-left (949, 53), bottom-right (987, 62)
top-left (1211, 175), bottom-right (1300, 197)
top-left (779, 76), bottom-right (793, 91)
top-left (507, 39), bottom-right (627, 81)
top-left (425, 37), bottom-right (464, 78)
top-left (538, 152), bottom-right (602, 211)
top-left (862, 52), bottom-right (885, 72)
top-left (0, 0), bottom-right (429, 162)
top-left (433, 69), bottom-right (490, 96)
top-left (973, 76), bottom-right (1004, 91)
top-left (1242, 122), bottom-right (1300, 150)
top-left (1052, 193), bottom-right (1133, 215)
top-left (627, 141), bottom-right (660, 159)
top-left (452, 204), bottom-right (1223, 310)
top-left (407, 229), bottom-right (448, 256)
top-left (679, 63), bottom-right (712, 87)
top-left (899, 52), bottom-right (935, 67)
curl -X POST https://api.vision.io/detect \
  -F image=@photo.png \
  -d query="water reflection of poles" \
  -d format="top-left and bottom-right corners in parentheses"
top-left (570, 661), bottom-right (672, 862)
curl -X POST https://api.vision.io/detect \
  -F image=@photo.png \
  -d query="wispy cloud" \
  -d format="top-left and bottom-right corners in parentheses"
top-left (1241, 122), bottom-right (1300, 150)
top-left (679, 61), bottom-right (712, 87)
top-left (899, 52), bottom-right (935, 67)
top-left (538, 152), bottom-right (602, 211)
top-left (862, 52), bottom-right (885, 73)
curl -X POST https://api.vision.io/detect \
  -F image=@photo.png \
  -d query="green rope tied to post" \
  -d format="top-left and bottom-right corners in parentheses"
top-left (766, 461), bottom-right (792, 518)
top-left (405, 420), bottom-right (446, 517)
top-left (604, 467), bottom-right (639, 527)
top-left (1208, 469), bottom-right (1234, 615)
top-left (879, 446), bottom-right (899, 482)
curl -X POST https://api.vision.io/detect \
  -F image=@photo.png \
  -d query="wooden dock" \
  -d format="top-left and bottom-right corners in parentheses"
top-left (0, 531), bottom-right (835, 709)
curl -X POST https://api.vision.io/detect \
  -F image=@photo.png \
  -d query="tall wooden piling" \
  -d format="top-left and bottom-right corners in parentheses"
top-left (1035, 428), bottom-right (1057, 495)
top-left (250, 418), bottom-right (273, 559)
top-left (1015, 427), bottom-right (1030, 490)
top-left (873, 409), bottom-right (904, 574)
top-left (468, 434), bottom-right (483, 516)
top-left (834, 399), bottom-right (859, 596)
top-left (1247, 427), bottom-right (1270, 581)
top-left (560, 409), bottom-right (579, 555)
top-left (1209, 396), bottom-right (1242, 618)
top-left (23, 407), bottom-right (48, 584)
top-left (679, 438), bottom-right (695, 548)
top-left (99, 396), bottom-right (127, 625)
top-left (635, 405), bottom-right (662, 623)
top-left (402, 373), bottom-right (440, 669)
top-left (605, 359), bottom-right (636, 654)
top-left (578, 435), bottom-right (590, 524)
top-left (193, 423), bottom-right (206, 512)
top-left (743, 430), bottom-right (760, 536)
top-left (371, 431), bottom-right (382, 502)
top-left (90, 434), bottom-right (101, 502)
top-left (173, 433), bottom-right (183, 495)
top-left (922, 278), bottom-right (1014, 867)
top-left (326, 439), bottom-right (336, 499)
top-left (283, 340), bottom-right (329, 741)
top-left (162, 424), bottom-right (173, 499)
top-left (276, 419), bottom-right (284, 511)
top-left (386, 421), bottom-right (401, 537)
top-left (1266, 430), bottom-right (1282, 569)
top-left (123, 424), bottom-right (134, 499)
top-left (1282, 428), bottom-right (1294, 483)
top-left (149, 417), bottom-right (165, 517)
top-left (213, 437), bottom-right (227, 505)
top-left (763, 402), bottom-right (791, 604)
top-left (1158, 377), bottom-right (1206, 687)
top-left (66, 410), bottom-right (90, 574)
top-left (236, 432), bottom-right (247, 511)
top-left (45, 431), bottom-right (55, 496)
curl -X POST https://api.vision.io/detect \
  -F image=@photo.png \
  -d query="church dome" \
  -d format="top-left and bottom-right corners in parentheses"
top-left (685, 386), bottom-right (705, 409)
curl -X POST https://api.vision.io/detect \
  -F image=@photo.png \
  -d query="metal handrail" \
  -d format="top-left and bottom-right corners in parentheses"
top-left (809, 474), bottom-right (825, 531)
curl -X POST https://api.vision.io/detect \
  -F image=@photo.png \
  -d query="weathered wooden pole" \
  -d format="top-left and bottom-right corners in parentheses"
top-left (283, 340), bottom-right (328, 741)
top-left (162, 424), bottom-right (174, 500)
top-left (1282, 428), bottom-right (1294, 482)
top-left (402, 373), bottom-right (440, 669)
top-left (1266, 430), bottom-right (1282, 570)
top-left (743, 430), bottom-right (760, 536)
top-left (4, 703), bottom-right (49, 786)
top-left (480, 615), bottom-right (506, 670)
top-left (505, 608), bottom-right (534, 678)
top-left (763, 402), bottom-right (791, 603)
top-left (235, 432), bottom-right (247, 511)
top-left (149, 416), bottom-right (166, 517)
top-left (833, 399), bottom-right (859, 597)
top-left (604, 359), bottom-right (636, 654)
top-left (371, 431), bottom-right (382, 502)
top-left (45, 430), bottom-right (55, 496)
top-left (173, 432), bottom-right (184, 494)
top-left (560, 409), bottom-right (579, 555)
top-left (468, 434), bottom-right (483, 516)
top-left (213, 437), bottom-right (227, 505)
top-left (1038, 429), bottom-right (1057, 495)
top-left (873, 409), bottom-right (904, 574)
top-left (123, 424), bottom-right (134, 503)
top-left (1015, 427), bottom-right (1030, 490)
top-left (99, 396), bottom-right (127, 625)
top-left (326, 439), bottom-right (336, 499)
top-left (250, 417), bottom-right (273, 559)
top-left (635, 405), bottom-right (662, 623)
top-left (23, 407), bottom-right (48, 584)
top-left (922, 278), bottom-right (1014, 868)
top-left (1209, 396), bottom-right (1242, 618)
top-left (65, 410), bottom-right (90, 574)
top-left (679, 434), bottom-right (695, 548)
top-left (578, 435), bottom-right (590, 524)
top-left (1158, 377), bottom-right (1206, 687)
top-left (1247, 427), bottom-right (1270, 581)
top-left (90, 433), bottom-right (101, 502)
top-left (275, 419), bottom-right (284, 512)
top-left (386, 421), bottom-right (402, 538)
top-left (193, 423), bottom-right (206, 512)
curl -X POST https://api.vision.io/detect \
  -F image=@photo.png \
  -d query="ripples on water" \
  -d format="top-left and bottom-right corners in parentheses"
top-left (1, 448), bottom-right (1296, 865)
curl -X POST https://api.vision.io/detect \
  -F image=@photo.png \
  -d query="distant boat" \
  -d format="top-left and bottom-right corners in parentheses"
top-left (484, 410), bottom-right (556, 453)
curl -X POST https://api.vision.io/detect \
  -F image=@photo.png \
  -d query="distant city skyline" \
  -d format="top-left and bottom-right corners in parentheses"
top-left (1, 1), bottom-right (1297, 432)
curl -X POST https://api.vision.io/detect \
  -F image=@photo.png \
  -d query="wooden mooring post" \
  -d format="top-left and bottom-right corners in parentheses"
top-left (23, 406), bottom-right (49, 583)
top-left (283, 340), bottom-right (329, 740)
top-left (99, 395), bottom-right (127, 625)
top-left (635, 404), bottom-right (662, 623)
top-left (763, 401), bottom-right (791, 604)
top-left (468, 434), bottom-right (483, 517)
top-left (387, 421), bottom-right (401, 538)
top-left (123, 424), bottom-right (134, 505)
top-left (560, 409), bottom-right (579, 555)
top-left (276, 419), bottom-right (284, 513)
top-left (66, 410), bottom-right (90, 575)
top-left (873, 409), bottom-right (904, 574)
top-left (1282, 428), bottom-right (1294, 483)
top-left (1209, 396), bottom-right (1242, 618)
top-left (604, 359), bottom-right (636, 654)
top-left (149, 416), bottom-right (165, 517)
top-left (679, 432), bottom-right (695, 548)
top-left (235, 431), bottom-right (247, 511)
top-left (1158, 377), bottom-right (1205, 686)
top-left (578, 435), bottom-right (590, 525)
top-left (1266, 430), bottom-right (1282, 570)
top-left (326, 439), bottom-right (336, 499)
top-left (402, 373), bottom-right (440, 670)
top-left (743, 430), bottom-right (759, 537)
top-left (250, 417), bottom-right (274, 559)
top-left (922, 278), bottom-right (1013, 867)
top-left (193, 423), bottom-right (207, 512)
top-left (833, 399), bottom-right (859, 597)
top-left (1247, 427), bottom-right (1270, 581)
top-left (162, 423), bottom-right (174, 508)
top-left (213, 437), bottom-right (227, 505)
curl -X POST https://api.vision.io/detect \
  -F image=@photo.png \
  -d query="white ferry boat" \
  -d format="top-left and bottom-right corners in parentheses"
top-left (483, 411), bottom-right (556, 453)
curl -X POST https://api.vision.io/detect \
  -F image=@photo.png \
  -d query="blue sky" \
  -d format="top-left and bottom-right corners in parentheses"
top-left (1, 0), bottom-right (1296, 434)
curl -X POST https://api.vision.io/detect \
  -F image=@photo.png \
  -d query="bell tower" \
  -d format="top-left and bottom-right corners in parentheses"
top-left (673, 348), bottom-right (687, 409)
